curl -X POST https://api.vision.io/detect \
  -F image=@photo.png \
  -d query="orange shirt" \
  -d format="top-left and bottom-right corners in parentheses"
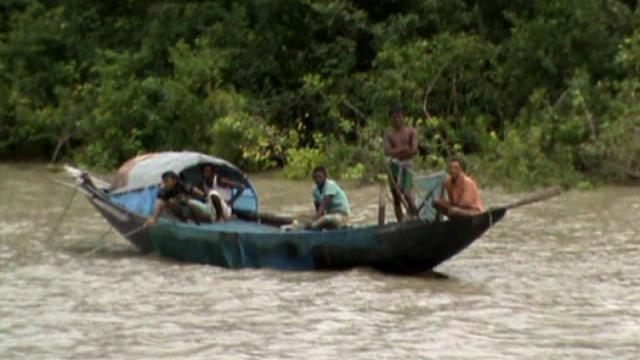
top-left (444, 173), bottom-right (484, 213)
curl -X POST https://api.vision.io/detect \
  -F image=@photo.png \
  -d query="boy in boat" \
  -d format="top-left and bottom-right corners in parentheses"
top-left (144, 171), bottom-right (209, 227)
top-left (433, 156), bottom-right (484, 218)
top-left (384, 104), bottom-right (419, 221)
top-left (197, 164), bottom-right (246, 222)
top-left (310, 166), bottom-right (351, 229)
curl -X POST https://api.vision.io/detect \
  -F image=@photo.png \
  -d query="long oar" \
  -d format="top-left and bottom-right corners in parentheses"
top-left (501, 186), bottom-right (564, 210)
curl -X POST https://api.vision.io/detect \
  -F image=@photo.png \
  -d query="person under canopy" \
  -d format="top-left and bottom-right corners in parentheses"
top-left (197, 164), bottom-right (246, 222)
top-left (143, 171), bottom-right (210, 227)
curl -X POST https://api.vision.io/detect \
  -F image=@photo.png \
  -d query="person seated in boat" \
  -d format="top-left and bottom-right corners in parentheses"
top-left (384, 104), bottom-right (419, 222)
top-left (433, 156), bottom-right (484, 218)
top-left (143, 171), bottom-right (209, 227)
top-left (197, 164), bottom-right (246, 222)
top-left (310, 166), bottom-right (351, 230)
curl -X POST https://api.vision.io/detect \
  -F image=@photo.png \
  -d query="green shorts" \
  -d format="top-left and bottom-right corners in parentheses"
top-left (389, 161), bottom-right (413, 192)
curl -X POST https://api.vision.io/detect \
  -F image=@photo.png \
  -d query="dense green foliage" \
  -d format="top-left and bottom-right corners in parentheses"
top-left (1, 0), bottom-right (639, 187)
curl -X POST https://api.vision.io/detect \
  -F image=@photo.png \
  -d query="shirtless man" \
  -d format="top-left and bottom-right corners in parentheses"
top-left (433, 156), bottom-right (484, 218)
top-left (384, 105), bottom-right (419, 222)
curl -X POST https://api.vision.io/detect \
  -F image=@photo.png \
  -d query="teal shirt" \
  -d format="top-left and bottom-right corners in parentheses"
top-left (313, 179), bottom-right (351, 215)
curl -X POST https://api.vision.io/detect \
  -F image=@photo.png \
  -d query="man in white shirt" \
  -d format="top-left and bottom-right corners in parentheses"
top-left (198, 164), bottom-right (246, 222)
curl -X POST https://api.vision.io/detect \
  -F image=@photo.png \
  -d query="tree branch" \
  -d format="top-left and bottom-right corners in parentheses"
top-left (423, 65), bottom-right (446, 119)
top-left (342, 98), bottom-right (368, 121)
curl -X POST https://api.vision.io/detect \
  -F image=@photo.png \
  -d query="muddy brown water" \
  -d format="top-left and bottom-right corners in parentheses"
top-left (1, 163), bottom-right (638, 359)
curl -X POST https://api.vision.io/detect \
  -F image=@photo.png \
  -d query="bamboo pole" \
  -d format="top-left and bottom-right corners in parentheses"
top-left (502, 186), bottom-right (563, 210)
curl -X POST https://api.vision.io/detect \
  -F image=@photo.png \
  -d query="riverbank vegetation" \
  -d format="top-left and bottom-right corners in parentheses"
top-left (1, 1), bottom-right (639, 188)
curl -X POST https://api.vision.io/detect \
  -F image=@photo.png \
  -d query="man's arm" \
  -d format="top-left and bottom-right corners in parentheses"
top-left (191, 186), bottom-right (205, 198)
top-left (384, 132), bottom-right (395, 157)
top-left (218, 176), bottom-right (246, 190)
top-left (392, 128), bottom-right (419, 159)
top-left (408, 127), bottom-right (418, 157)
top-left (144, 199), bottom-right (167, 227)
top-left (385, 132), bottom-right (408, 158)
top-left (447, 207), bottom-right (480, 216)
top-left (315, 196), bottom-right (333, 219)
top-left (434, 180), bottom-right (449, 222)
top-left (217, 176), bottom-right (246, 206)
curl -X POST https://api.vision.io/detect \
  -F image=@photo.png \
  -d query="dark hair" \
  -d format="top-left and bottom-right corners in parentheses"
top-left (389, 103), bottom-right (404, 115)
top-left (161, 170), bottom-right (179, 180)
top-left (312, 165), bottom-right (328, 177)
top-left (201, 164), bottom-right (215, 172)
top-left (449, 156), bottom-right (466, 171)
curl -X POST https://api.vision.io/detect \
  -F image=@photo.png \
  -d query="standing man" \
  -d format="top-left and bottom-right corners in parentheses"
top-left (433, 156), bottom-right (484, 218)
top-left (384, 104), bottom-right (419, 222)
top-left (310, 166), bottom-right (351, 230)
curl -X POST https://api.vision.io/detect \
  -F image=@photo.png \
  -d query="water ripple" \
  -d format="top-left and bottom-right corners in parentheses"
top-left (1, 164), bottom-right (639, 359)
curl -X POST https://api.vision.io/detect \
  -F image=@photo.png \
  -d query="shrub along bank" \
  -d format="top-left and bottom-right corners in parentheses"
top-left (1, 1), bottom-right (638, 188)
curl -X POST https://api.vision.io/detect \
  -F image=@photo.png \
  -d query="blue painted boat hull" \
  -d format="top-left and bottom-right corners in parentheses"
top-left (78, 178), bottom-right (505, 272)
top-left (148, 208), bottom-right (504, 272)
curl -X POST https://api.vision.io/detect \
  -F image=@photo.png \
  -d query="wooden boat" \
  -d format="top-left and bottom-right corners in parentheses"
top-left (66, 151), bottom-right (507, 273)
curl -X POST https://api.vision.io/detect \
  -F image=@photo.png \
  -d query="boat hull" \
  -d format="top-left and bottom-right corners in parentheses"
top-left (148, 209), bottom-right (505, 273)
top-left (77, 176), bottom-right (505, 272)
top-left (80, 181), bottom-right (154, 253)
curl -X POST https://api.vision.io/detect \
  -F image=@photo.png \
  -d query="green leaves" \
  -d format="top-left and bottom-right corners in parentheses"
top-left (1, 0), bottom-right (639, 186)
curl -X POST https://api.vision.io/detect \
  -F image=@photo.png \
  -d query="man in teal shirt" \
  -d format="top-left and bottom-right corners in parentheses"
top-left (310, 166), bottom-right (351, 229)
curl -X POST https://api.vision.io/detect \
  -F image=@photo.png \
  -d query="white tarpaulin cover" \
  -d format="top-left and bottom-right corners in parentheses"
top-left (111, 151), bottom-right (246, 194)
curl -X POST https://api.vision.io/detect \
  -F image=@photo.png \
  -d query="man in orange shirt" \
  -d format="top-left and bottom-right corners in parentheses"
top-left (434, 156), bottom-right (484, 217)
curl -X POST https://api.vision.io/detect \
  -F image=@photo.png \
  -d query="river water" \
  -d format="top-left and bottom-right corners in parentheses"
top-left (1, 163), bottom-right (638, 359)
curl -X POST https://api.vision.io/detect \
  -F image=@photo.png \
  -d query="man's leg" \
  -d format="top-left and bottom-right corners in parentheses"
top-left (388, 162), bottom-right (404, 222)
top-left (165, 201), bottom-right (188, 222)
top-left (207, 190), bottom-right (233, 222)
top-left (310, 215), bottom-right (330, 230)
top-left (187, 199), bottom-right (213, 224)
top-left (401, 168), bottom-right (419, 218)
top-left (310, 214), bottom-right (347, 230)
top-left (210, 194), bottom-right (224, 221)
top-left (403, 190), bottom-right (419, 218)
top-left (390, 188), bottom-right (404, 222)
top-left (448, 206), bottom-right (481, 217)
top-left (432, 199), bottom-right (451, 214)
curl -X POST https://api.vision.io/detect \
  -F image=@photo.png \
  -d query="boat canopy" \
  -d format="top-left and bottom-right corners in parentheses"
top-left (111, 151), bottom-right (248, 194)
top-left (109, 151), bottom-right (259, 216)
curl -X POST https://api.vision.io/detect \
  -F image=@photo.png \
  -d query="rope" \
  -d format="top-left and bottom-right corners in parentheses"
top-left (47, 183), bottom-right (111, 262)
top-left (79, 227), bottom-right (113, 257)
top-left (79, 226), bottom-right (145, 258)
top-left (46, 184), bottom-right (78, 244)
